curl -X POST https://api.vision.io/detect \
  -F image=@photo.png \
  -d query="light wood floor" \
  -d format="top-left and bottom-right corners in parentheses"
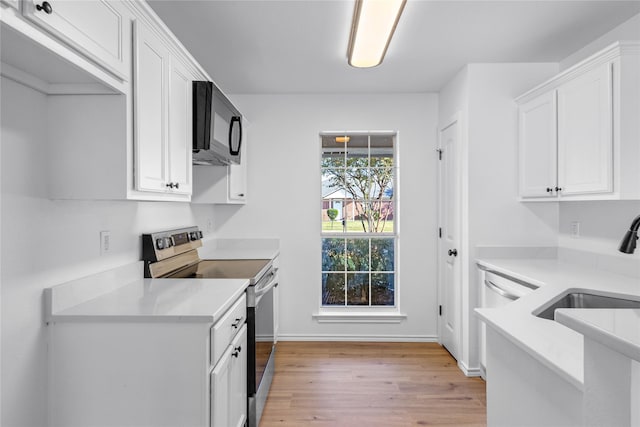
top-left (259, 342), bottom-right (486, 427)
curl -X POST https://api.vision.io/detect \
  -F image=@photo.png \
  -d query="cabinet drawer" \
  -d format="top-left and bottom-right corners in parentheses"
top-left (211, 294), bottom-right (246, 365)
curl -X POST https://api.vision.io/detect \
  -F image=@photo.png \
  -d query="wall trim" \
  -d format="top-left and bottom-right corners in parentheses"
top-left (312, 312), bottom-right (407, 324)
top-left (277, 334), bottom-right (438, 342)
top-left (458, 360), bottom-right (482, 377)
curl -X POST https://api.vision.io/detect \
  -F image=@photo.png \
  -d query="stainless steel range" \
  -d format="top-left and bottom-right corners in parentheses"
top-left (142, 226), bottom-right (277, 427)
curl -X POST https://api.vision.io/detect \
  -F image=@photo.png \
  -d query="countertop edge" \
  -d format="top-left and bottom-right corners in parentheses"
top-left (555, 309), bottom-right (640, 362)
top-left (475, 307), bottom-right (584, 390)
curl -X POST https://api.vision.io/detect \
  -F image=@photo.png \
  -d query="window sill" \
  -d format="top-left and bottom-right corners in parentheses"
top-left (312, 312), bottom-right (407, 324)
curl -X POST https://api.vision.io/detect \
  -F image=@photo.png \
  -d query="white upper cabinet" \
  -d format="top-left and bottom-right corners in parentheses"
top-left (167, 55), bottom-right (194, 195)
top-left (518, 91), bottom-right (557, 198)
top-left (516, 41), bottom-right (640, 201)
top-left (557, 63), bottom-right (613, 196)
top-left (134, 20), bottom-right (194, 196)
top-left (192, 123), bottom-right (248, 205)
top-left (134, 20), bottom-right (169, 193)
top-left (23, 0), bottom-right (130, 81)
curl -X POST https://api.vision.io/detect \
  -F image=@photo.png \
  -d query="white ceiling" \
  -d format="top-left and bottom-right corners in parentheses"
top-left (148, 0), bottom-right (640, 94)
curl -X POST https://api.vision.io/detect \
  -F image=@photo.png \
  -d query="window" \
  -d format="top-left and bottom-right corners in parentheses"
top-left (320, 132), bottom-right (396, 307)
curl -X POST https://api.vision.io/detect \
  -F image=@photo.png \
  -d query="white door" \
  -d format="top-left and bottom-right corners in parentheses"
top-left (438, 115), bottom-right (462, 360)
top-left (167, 55), bottom-right (193, 195)
top-left (557, 62), bottom-right (613, 196)
top-left (134, 21), bottom-right (169, 193)
top-left (518, 91), bottom-right (558, 198)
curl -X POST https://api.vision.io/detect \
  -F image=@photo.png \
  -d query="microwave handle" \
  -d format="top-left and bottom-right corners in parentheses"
top-left (229, 116), bottom-right (242, 156)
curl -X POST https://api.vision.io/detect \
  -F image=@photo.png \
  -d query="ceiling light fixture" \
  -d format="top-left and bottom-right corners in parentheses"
top-left (347, 0), bottom-right (407, 68)
top-left (336, 136), bottom-right (350, 143)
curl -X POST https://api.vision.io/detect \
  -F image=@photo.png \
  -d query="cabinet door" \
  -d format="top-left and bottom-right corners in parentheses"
top-left (211, 345), bottom-right (232, 427)
top-left (134, 21), bottom-right (169, 193)
top-left (230, 325), bottom-right (248, 427)
top-left (518, 91), bottom-right (557, 198)
top-left (557, 63), bottom-right (613, 196)
top-left (24, 0), bottom-right (129, 80)
top-left (228, 126), bottom-right (247, 202)
top-left (167, 55), bottom-right (193, 195)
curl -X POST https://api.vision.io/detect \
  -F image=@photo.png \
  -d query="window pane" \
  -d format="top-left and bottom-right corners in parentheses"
top-left (322, 238), bottom-right (345, 271)
top-left (322, 168), bottom-right (346, 232)
top-left (322, 273), bottom-right (345, 305)
top-left (346, 239), bottom-right (369, 271)
top-left (344, 167), bottom-right (370, 199)
top-left (370, 134), bottom-right (394, 167)
top-left (321, 135), bottom-right (346, 168)
top-left (371, 273), bottom-right (394, 305)
top-left (347, 273), bottom-right (369, 305)
top-left (371, 238), bottom-right (394, 271)
top-left (346, 134), bottom-right (369, 167)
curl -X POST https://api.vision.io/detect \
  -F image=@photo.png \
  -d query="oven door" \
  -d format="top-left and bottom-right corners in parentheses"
top-left (248, 271), bottom-right (277, 427)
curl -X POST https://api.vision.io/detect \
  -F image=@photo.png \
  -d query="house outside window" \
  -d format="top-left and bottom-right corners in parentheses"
top-left (320, 132), bottom-right (397, 307)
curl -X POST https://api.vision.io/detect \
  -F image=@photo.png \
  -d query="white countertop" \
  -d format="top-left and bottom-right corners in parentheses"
top-left (475, 257), bottom-right (640, 389)
top-left (51, 277), bottom-right (249, 323)
top-left (556, 308), bottom-right (640, 362)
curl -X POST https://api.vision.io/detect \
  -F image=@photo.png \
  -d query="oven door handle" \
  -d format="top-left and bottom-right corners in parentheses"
top-left (255, 276), bottom-right (278, 300)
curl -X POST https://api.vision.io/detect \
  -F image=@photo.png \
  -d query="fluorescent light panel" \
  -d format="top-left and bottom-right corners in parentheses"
top-left (348, 0), bottom-right (407, 68)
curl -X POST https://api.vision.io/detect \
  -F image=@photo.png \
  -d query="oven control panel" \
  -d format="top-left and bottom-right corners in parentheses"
top-left (142, 226), bottom-right (203, 263)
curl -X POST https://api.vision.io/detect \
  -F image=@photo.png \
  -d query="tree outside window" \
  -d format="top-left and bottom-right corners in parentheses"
top-left (320, 133), bottom-right (396, 307)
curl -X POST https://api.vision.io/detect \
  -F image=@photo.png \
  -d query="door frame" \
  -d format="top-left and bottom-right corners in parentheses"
top-left (437, 112), bottom-right (464, 361)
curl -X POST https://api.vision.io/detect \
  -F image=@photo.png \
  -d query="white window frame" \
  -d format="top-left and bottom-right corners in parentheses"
top-left (316, 131), bottom-right (405, 323)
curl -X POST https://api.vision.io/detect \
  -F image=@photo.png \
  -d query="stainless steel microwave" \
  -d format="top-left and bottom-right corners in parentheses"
top-left (192, 81), bottom-right (242, 166)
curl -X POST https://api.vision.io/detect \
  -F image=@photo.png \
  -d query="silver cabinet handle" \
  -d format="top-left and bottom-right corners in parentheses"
top-left (484, 279), bottom-right (520, 301)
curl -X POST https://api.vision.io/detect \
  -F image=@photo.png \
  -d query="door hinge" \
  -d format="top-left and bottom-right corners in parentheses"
top-left (439, 305), bottom-right (442, 316)
top-left (438, 227), bottom-right (442, 238)
top-left (436, 149), bottom-right (443, 160)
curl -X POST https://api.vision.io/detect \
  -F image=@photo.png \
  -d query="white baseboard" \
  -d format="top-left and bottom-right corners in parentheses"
top-left (458, 360), bottom-right (482, 377)
top-left (277, 334), bottom-right (439, 342)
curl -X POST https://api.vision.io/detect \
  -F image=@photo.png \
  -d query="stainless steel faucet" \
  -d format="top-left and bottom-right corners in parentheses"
top-left (619, 214), bottom-right (640, 254)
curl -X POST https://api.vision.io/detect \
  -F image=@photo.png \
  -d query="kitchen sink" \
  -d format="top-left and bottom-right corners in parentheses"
top-left (536, 292), bottom-right (640, 320)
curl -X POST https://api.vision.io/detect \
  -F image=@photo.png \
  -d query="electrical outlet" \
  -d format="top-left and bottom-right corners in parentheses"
top-left (570, 221), bottom-right (580, 238)
top-left (100, 231), bottom-right (111, 255)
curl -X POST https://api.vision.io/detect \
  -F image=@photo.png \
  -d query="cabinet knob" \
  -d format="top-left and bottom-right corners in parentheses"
top-left (555, 186), bottom-right (562, 192)
top-left (232, 345), bottom-right (242, 358)
top-left (237, 193), bottom-right (244, 197)
top-left (174, 183), bottom-right (179, 189)
top-left (448, 249), bottom-right (458, 257)
top-left (165, 182), bottom-right (174, 189)
top-left (546, 187), bottom-right (553, 193)
top-left (231, 318), bottom-right (242, 329)
top-left (36, 1), bottom-right (53, 14)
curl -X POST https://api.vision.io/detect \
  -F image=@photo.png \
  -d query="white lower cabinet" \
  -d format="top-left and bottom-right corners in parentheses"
top-left (211, 325), bottom-right (247, 427)
top-left (48, 293), bottom-right (247, 427)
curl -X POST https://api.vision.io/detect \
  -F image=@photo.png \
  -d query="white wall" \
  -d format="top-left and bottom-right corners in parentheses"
top-left (438, 63), bottom-right (560, 373)
top-left (217, 93), bottom-right (439, 341)
top-left (466, 63), bottom-right (560, 370)
top-left (560, 13), bottom-right (640, 71)
top-left (0, 77), bottom-right (217, 426)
